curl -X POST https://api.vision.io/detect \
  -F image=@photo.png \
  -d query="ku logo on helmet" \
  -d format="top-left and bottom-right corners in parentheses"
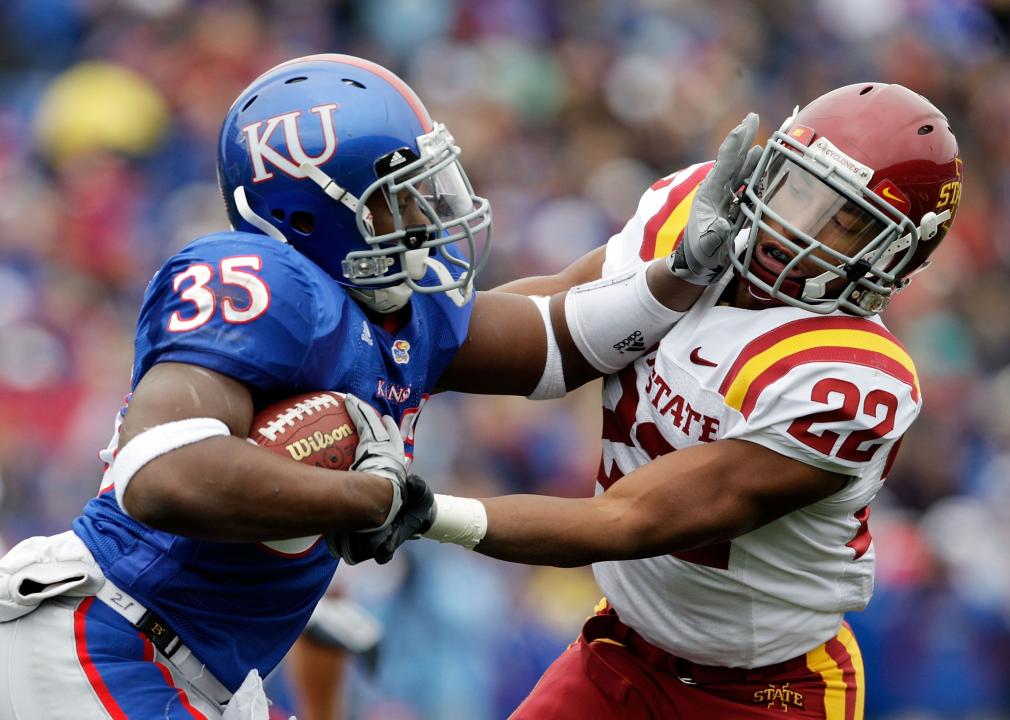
top-left (242, 103), bottom-right (339, 183)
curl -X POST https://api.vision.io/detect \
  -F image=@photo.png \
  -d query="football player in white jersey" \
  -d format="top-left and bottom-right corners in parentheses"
top-left (371, 83), bottom-right (963, 718)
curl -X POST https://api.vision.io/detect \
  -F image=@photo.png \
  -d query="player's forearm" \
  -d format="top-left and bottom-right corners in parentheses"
top-left (645, 260), bottom-right (708, 311)
top-left (432, 490), bottom-right (749, 568)
top-left (494, 238), bottom-right (704, 312)
top-left (427, 445), bottom-right (764, 565)
top-left (552, 262), bottom-right (706, 387)
top-left (492, 273), bottom-right (571, 296)
top-left (442, 259), bottom-right (707, 396)
top-left (468, 495), bottom-right (632, 567)
top-left (123, 436), bottom-right (392, 541)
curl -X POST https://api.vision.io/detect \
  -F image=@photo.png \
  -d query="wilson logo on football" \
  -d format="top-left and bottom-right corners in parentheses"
top-left (285, 424), bottom-right (355, 462)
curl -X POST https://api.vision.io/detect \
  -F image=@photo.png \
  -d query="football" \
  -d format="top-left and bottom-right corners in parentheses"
top-left (249, 391), bottom-right (358, 470)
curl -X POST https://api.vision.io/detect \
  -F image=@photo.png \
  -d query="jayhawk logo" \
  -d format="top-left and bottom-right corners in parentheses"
top-left (392, 339), bottom-right (411, 364)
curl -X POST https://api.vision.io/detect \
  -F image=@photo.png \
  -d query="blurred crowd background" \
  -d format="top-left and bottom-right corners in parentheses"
top-left (1, 0), bottom-right (1009, 717)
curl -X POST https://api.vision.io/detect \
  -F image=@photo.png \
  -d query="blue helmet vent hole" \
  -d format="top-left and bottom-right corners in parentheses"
top-left (290, 211), bottom-right (315, 235)
top-left (241, 95), bottom-right (258, 111)
top-left (341, 78), bottom-right (366, 89)
top-left (285, 76), bottom-right (307, 84)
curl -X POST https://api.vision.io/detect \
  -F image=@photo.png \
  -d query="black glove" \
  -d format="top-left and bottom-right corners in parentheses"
top-left (328, 474), bottom-right (435, 565)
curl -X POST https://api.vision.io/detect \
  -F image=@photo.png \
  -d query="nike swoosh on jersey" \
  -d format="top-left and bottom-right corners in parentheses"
top-left (689, 347), bottom-right (718, 367)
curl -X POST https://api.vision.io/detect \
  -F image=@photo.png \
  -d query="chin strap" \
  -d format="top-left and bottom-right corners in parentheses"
top-left (348, 284), bottom-right (414, 314)
top-left (233, 187), bottom-right (288, 243)
top-left (778, 106), bottom-right (800, 133)
top-left (869, 209), bottom-right (951, 273)
top-left (802, 208), bottom-right (953, 303)
top-left (347, 249), bottom-right (430, 314)
top-left (300, 162), bottom-right (374, 234)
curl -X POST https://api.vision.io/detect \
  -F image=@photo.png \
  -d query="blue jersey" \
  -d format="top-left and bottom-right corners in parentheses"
top-left (72, 231), bottom-right (473, 690)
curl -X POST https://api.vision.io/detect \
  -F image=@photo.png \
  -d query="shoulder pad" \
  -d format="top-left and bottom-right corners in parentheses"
top-left (603, 162), bottom-right (714, 276)
top-left (133, 231), bottom-right (341, 390)
top-left (721, 315), bottom-right (920, 472)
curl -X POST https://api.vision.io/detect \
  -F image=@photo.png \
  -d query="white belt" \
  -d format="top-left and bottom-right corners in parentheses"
top-left (95, 580), bottom-right (232, 706)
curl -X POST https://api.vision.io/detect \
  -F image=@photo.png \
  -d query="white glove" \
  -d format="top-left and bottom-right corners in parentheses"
top-left (221, 669), bottom-right (271, 720)
top-left (327, 394), bottom-right (407, 561)
top-left (669, 112), bottom-right (762, 285)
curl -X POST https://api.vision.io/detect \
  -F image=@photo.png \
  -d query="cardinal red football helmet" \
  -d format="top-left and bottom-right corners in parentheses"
top-left (732, 83), bottom-right (963, 315)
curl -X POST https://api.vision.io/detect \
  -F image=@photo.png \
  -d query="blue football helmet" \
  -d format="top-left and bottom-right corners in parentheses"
top-left (217, 54), bottom-right (491, 310)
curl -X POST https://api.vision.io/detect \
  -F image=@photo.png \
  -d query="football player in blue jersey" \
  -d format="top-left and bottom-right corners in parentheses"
top-left (0, 54), bottom-right (731, 719)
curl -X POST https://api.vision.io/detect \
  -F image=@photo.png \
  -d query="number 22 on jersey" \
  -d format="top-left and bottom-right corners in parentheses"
top-left (168, 255), bottom-right (271, 332)
top-left (786, 377), bottom-right (898, 462)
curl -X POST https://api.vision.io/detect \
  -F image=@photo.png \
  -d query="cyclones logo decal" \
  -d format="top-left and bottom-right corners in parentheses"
top-left (242, 103), bottom-right (339, 182)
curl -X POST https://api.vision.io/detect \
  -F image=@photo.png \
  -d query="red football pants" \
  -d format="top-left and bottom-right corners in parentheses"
top-left (510, 608), bottom-right (864, 719)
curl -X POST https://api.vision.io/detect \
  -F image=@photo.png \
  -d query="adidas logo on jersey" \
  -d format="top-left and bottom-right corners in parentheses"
top-left (388, 151), bottom-right (407, 167)
top-left (361, 321), bottom-right (373, 346)
top-left (613, 330), bottom-right (646, 354)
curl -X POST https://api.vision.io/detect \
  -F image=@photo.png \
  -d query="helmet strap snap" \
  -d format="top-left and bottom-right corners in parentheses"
top-left (402, 225), bottom-right (431, 250)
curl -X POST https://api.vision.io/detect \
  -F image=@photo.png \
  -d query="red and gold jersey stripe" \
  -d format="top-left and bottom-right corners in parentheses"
top-left (805, 622), bottom-right (865, 719)
top-left (718, 317), bottom-right (919, 419)
top-left (638, 162), bottom-right (713, 261)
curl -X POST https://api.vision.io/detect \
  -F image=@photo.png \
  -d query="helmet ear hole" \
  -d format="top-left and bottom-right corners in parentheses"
top-left (271, 209), bottom-right (285, 221)
top-left (290, 211), bottom-right (316, 235)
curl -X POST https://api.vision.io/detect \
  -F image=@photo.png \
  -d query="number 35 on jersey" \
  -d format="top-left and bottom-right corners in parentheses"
top-left (168, 255), bottom-right (271, 332)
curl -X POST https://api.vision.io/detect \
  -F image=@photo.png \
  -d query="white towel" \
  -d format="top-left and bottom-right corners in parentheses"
top-left (0, 531), bottom-right (105, 622)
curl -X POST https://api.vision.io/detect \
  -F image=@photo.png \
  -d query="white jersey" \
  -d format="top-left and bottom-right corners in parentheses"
top-left (592, 164), bottom-right (921, 669)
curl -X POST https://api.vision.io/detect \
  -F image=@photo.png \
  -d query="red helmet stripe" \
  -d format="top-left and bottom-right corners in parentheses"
top-left (271, 53), bottom-right (434, 132)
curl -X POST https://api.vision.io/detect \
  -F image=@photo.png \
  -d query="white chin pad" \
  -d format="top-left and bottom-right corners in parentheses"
top-left (404, 249), bottom-right (428, 281)
top-left (350, 284), bottom-right (414, 313)
top-left (348, 251), bottom-right (426, 313)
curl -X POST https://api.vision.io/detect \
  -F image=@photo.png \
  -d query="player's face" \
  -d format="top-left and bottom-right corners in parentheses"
top-left (737, 210), bottom-right (884, 312)
top-left (753, 205), bottom-right (873, 277)
top-left (366, 190), bottom-right (430, 236)
top-left (739, 156), bottom-right (888, 308)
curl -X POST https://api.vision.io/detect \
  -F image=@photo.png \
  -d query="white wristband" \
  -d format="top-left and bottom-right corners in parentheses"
top-left (109, 418), bottom-right (231, 516)
top-left (564, 260), bottom-right (686, 374)
top-left (527, 295), bottom-right (567, 400)
top-left (422, 494), bottom-right (488, 550)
